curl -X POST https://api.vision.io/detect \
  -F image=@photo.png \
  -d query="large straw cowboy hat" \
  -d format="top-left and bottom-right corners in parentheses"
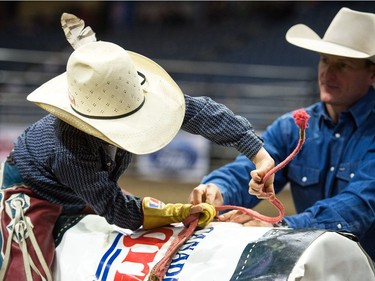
top-left (27, 41), bottom-right (185, 154)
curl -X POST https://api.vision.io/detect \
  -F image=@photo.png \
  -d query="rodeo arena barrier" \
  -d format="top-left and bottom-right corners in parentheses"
top-left (1, 47), bottom-right (374, 280)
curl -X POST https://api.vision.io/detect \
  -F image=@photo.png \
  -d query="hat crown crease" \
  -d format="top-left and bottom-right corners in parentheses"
top-left (67, 42), bottom-right (144, 119)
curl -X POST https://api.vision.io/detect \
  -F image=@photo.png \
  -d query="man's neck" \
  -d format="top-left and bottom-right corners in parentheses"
top-left (325, 104), bottom-right (346, 124)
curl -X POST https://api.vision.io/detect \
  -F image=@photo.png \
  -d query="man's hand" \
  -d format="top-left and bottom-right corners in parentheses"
top-left (217, 210), bottom-right (273, 227)
top-left (189, 183), bottom-right (224, 206)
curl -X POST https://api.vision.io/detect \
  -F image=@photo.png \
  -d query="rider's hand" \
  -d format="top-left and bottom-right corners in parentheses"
top-left (142, 197), bottom-right (216, 229)
top-left (189, 183), bottom-right (224, 206)
top-left (249, 171), bottom-right (275, 200)
top-left (249, 147), bottom-right (275, 200)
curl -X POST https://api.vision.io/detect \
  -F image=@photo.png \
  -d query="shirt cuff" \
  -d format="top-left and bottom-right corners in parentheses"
top-left (284, 212), bottom-right (314, 229)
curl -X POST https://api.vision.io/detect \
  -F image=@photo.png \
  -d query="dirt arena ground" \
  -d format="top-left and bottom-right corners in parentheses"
top-left (120, 175), bottom-right (296, 217)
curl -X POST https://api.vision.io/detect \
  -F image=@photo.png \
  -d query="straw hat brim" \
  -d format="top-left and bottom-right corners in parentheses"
top-left (27, 51), bottom-right (185, 155)
top-left (286, 24), bottom-right (373, 59)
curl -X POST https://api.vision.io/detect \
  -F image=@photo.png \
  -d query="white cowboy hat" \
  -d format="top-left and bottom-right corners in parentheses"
top-left (286, 7), bottom-right (375, 62)
top-left (27, 41), bottom-right (185, 154)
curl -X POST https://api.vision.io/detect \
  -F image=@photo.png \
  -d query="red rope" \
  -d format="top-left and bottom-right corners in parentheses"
top-left (215, 197), bottom-right (284, 224)
top-left (215, 110), bottom-right (309, 224)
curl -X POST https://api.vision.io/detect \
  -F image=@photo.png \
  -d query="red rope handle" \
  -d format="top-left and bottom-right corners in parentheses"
top-left (216, 109), bottom-right (310, 224)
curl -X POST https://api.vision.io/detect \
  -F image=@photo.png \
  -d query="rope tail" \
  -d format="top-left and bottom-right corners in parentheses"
top-left (148, 214), bottom-right (199, 281)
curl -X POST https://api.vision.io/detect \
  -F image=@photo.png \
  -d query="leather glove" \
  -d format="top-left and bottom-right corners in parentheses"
top-left (142, 197), bottom-right (216, 230)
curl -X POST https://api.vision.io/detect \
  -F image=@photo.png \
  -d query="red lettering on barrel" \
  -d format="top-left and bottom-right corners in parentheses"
top-left (114, 228), bottom-right (174, 280)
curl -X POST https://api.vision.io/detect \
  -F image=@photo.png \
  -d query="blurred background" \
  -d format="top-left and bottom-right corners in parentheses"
top-left (1, 1), bottom-right (374, 214)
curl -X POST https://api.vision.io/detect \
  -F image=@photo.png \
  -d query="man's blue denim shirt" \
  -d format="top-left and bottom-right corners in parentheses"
top-left (202, 88), bottom-right (375, 260)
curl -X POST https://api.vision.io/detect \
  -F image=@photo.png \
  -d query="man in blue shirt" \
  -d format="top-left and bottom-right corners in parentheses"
top-left (190, 7), bottom-right (375, 261)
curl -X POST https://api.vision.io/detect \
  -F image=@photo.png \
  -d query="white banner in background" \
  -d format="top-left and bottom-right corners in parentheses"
top-left (136, 131), bottom-right (209, 182)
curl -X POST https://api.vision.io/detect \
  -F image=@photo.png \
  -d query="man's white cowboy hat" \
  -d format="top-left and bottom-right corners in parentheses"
top-left (27, 41), bottom-right (185, 154)
top-left (286, 7), bottom-right (375, 62)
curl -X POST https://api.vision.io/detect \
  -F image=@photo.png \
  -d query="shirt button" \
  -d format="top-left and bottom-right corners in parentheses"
top-left (337, 223), bottom-right (342, 229)
top-left (350, 173), bottom-right (355, 178)
top-left (330, 166), bottom-right (335, 172)
top-left (301, 176), bottom-right (307, 182)
top-left (107, 162), bottom-right (111, 166)
top-left (335, 133), bottom-right (341, 138)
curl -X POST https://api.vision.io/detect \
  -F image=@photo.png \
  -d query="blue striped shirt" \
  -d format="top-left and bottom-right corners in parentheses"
top-left (13, 94), bottom-right (263, 230)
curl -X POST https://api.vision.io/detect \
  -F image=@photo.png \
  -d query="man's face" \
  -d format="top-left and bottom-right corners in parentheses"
top-left (318, 54), bottom-right (375, 108)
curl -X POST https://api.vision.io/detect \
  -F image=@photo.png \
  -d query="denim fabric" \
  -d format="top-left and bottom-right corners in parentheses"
top-left (202, 88), bottom-right (375, 260)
